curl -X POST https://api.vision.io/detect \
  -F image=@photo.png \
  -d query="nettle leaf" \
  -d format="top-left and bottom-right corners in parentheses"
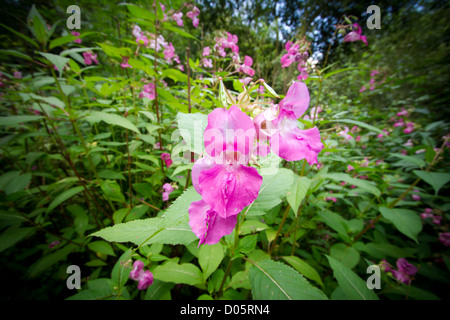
top-left (413, 170), bottom-right (450, 195)
top-left (91, 187), bottom-right (200, 246)
top-left (281, 256), bottom-right (324, 288)
top-left (247, 168), bottom-right (295, 216)
top-left (326, 255), bottom-right (379, 300)
top-left (379, 207), bottom-right (422, 243)
top-left (248, 259), bottom-right (328, 300)
top-left (198, 243), bottom-right (225, 280)
top-left (323, 173), bottom-right (381, 197)
top-left (286, 176), bottom-right (311, 216)
top-left (86, 111), bottom-right (140, 134)
top-left (152, 259), bottom-right (205, 288)
top-left (176, 112), bottom-right (208, 154)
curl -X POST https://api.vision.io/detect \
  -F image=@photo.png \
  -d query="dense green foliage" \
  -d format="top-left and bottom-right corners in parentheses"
top-left (0, 0), bottom-right (449, 301)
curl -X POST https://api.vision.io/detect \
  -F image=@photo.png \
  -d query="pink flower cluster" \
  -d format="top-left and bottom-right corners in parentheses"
top-left (129, 260), bottom-right (153, 290)
top-left (161, 153), bottom-right (172, 168)
top-left (380, 258), bottom-right (418, 285)
top-left (280, 39), bottom-right (311, 81)
top-left (214, 32), bottom-right (240, 57)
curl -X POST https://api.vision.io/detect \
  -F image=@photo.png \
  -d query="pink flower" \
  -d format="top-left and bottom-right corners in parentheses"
top-left (370, 70), bottom-right (379, 77)
top-left (129, 260), bottom-right (154, 290)
top-left (392, 270), bottom-right (412, 285)
top-left (280, 53), bottom-right (294, 68)
top-left (343, 23), bottom-right (368, 46)
top-left (172, 12), bottom-right (183, 26)
top-left (120, 56), bottom-right (132, 68)
top-left (346, 165), bottom-right (354, 172)
top-left (139, 83), bottom-right (156, 100)
top-left (13, 71), bottom-right (22, 79)
top-left (359, 85), bottom-right (366, 93)
top-left (253, 82), bottom-right (323, 163)
top-left (439, 233), bottom-right (450, 247)
top-left (161, 152), bottom-right (172, 168)
top-left (202, 47), bottom-right (210, 56)
top-left (48, 240), bottom-right (60, 248)
top-left (162, 183), bottom-right (174, 201)
top-left (163, 43), bottom-right (176, 63)
top-left (297, 63), bottom-right (308, 81)
top-left (257, 85), bottom-right (265, 94)
top-left (186, 6), bottom-right (200, 27)
top-left (355, 136), bottom-right (361, 142)
top-left (82, 52), bottom-right (98, 65)
top-left (239, 77), bottom-right (252, 86)
top-left (189, 106), bottom-right (263, 245)
top-left (337, 126), bottom-right (352, 140)
top-left (136, 34), bottom-right (149, 46)
top-left (201, 58), bottom-right (213, 68)
top-left (379, 259), bottom-right (393, 272)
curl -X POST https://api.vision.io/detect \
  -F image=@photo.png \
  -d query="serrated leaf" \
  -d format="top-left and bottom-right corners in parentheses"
top-left (38, 52), bottom-right (69, 77)
top-left (326, 255), bottom-right (378, 300)
top-left (248, 259), bottom-right (328, 300)
top-left (91, 187), bottom-right (201, 246)
top-left (324, 172), bottom-right (381, 197)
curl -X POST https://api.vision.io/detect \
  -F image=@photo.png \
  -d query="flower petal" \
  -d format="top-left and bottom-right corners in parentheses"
top-left (188, 199), bottom-right (237, 245)
top-left (279, 82), bottom-right (310, 119)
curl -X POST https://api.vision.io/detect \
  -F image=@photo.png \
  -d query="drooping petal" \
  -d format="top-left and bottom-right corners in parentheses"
top-left (188, 199), bottom-right (237, 245)
top-left (278, 82), bottom-right (310, 119)
top-left (203, 105), bottom-right (256, 159)
top-left (270, 116), bottom-right (323, 164)
top-left (137, 270), bottom-right (154, 290)
top-left (198, 163), bottom-right (262, 218)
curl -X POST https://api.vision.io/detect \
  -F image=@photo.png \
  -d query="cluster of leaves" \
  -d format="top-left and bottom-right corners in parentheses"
top-left (0, 2), bottom-right (449, 301)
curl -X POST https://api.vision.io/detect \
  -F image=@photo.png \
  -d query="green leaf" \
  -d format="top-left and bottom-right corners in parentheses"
top-left (86, 111), bottom-right (140, 134)
top-left (176, 112), bottom-right (208, 154)
top-left (315, 210), bottom-right (350, 242)
top-left (91, 187), bottom-right (201, 246)
top-left (123, 3), bottom-right (155, 21)
top-left (0, 171), bottom-right (32, 195)
top-left (198, 243), bottom-right (224, 279)
top-left (152, 260), bottom-right (204, 287)
top-left (161, 68), bottom-right (188, 83)
top-left (47, 186), bottom-right (84, 213)
top-left (38, 52), bottom-right (70, 76)
top-left (162, 23), bottom-right (199, 41)
top-left (326, 255), bottom-right (378, 300)
top-left (0, 23), bottom-right (39, 48)
top-left (144, 279), bottom-right (174, 300)
top-left (0, 227), bottom-right (36, 253)
top-left (32, 15), bottom-right (47, 44)
top-left (326, 119), bottom-right (385, 136)
top-left (238, 235), bottom-right (257, 254)
top-left (330, 243), bottom-right (360, 269)
top-left (324, 67), bottom-right (361, 79)
top-left (281, 256), bottom-right (324, 287)
top-left (49, 34), bottom-right (76, 50)
top-left (323, 173), bottom-right (381, 197)
top-left (27, 244), bottom-right (77, 278)
top-left (390, 153), bottom-right (426, 169)
top-left (413, 170), bottom-right (450, 195)
top-left (379, 207), bottom-right (422, 243)
top-left (87, 240), bottom-right (115, 256)
top-left (248, 259), bottom-right (328, 300)
top-left (286, 176), bottom-right (311, 216)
